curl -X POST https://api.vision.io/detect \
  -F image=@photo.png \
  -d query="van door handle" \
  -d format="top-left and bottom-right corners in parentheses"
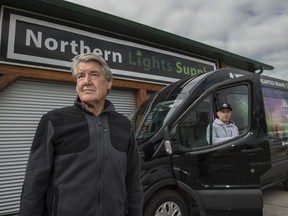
top-left (241, 147), bottom-right (263, 154)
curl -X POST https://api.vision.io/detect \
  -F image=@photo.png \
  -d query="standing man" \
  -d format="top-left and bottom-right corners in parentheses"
top-left (19, 53), bottom-right (143, 216)
top-left (207, 103), bottom-right (239, 144)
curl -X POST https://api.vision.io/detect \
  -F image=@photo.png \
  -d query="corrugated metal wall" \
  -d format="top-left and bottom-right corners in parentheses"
top-left (0, 79), bottom-right (136, 215)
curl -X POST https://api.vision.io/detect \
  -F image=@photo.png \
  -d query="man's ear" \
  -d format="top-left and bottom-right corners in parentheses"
top-left (107, 79), bottom-right (113, 90)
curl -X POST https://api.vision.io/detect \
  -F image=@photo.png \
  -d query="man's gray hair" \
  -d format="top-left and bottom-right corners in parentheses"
top-left (71, 53), bottom-right (113, 81)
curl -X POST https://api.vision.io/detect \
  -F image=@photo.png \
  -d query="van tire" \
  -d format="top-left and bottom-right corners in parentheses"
top-left (144, 189), bottom-right (188, 216)
top-left (282, 180), bottom-right (288, 190)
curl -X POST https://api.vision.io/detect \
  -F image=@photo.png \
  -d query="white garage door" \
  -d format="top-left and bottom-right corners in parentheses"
top-left (0, 79), bottom-right (136, 215)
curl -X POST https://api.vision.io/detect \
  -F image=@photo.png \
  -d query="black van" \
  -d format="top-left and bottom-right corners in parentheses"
top-left (129, 68), bottom-right (288, 216)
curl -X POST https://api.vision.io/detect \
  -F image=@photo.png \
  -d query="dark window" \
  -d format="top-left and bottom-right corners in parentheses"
top-left (177, 84), bottom-right (249, 150)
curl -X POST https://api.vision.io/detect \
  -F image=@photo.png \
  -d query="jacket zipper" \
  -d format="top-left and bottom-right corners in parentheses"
top-left (50, 194), bottom-right (56, 216)
top-left (103, 126), bottom-right (108, 161)
top-left (96, 117), bottom-right (103, 215)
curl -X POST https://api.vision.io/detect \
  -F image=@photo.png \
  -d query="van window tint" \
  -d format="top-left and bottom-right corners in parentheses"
top-left (177, 98), bottom-right (211, 149)
top-left (208, 85), bottom-right (248, 145)
top-left (177, 85), bottom-right (248, 150)
top-left (262, 87), bottom-right (288, 146)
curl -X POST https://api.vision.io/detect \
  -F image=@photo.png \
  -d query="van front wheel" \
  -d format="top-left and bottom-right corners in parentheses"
top-left (144, 189), bottom-right (188, 216)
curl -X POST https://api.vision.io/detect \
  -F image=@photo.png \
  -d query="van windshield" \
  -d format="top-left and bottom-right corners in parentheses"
top-left (129, 74), bottom-right (208, 144)
top-left (129, 93), bottom-right (186, 143)
top-left (129, 77), bottom-right (198, 143)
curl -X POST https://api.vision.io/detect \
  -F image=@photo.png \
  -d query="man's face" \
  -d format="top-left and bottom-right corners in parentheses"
top-left (217, 108), bottom-right (232, 124)
top-left (75, 61), bottom-right (112, 105)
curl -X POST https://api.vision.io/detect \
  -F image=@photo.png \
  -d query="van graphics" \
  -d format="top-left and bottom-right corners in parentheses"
top-left (261, 77), bottom-right (288, 90)
top-left (229, 72), bottom-right (244, 79)
top-left (0, 8), bottom-right (216, 84)
top-left (262, 87), bottom-right (288, 147)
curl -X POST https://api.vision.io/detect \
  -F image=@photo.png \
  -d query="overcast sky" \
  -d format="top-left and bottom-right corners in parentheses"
top-left (65, 0), bottom-right (288, 80)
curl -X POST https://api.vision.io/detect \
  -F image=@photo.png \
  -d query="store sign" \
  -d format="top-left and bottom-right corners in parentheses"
top-left (0, 8), bottom-right (216, 84)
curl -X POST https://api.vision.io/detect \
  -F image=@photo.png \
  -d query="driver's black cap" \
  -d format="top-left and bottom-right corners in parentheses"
top-left (218, 103), bottom-right (232, 111)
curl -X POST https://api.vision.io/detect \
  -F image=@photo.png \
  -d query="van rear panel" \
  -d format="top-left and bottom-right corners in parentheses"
top-left (260, 76), bottom-right (288, 186)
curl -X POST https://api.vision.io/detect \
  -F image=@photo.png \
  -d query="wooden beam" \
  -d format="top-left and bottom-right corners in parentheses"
top-left (136, 88), bottom-right (147, 107)
top-left (0, 74), bottom-right (19, 92)
top-left (0, 64), bottom-right (166, 92)
top-left (112, 79), bottom-right (164, 92)
top-left (0, 64), bottom-right (74, 83)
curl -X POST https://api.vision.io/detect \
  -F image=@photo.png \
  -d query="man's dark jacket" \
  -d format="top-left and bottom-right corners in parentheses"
top-left (19, 98), bottom-right (143, 216)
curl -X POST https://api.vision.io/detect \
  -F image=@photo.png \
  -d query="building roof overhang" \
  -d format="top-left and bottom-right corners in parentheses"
top-left (0, 0), bottom-right (274, 72)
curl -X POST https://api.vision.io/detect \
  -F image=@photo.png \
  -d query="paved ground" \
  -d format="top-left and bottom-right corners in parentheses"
top-left (263, 183), bottom-right (288, 216)
top-left (8, 183), bottom-right (288, 216)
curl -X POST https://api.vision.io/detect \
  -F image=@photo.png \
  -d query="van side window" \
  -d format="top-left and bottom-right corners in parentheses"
top-left (262, 87), bottom-right (288, 147)
top-left (208, 85), bottom-right (249, 145)
top-left (177, 84), bottom-right (249, 150)
top-left (178, 98), bottom-right (212, 149)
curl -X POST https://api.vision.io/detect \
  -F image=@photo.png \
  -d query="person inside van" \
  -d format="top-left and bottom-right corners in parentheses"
top-left (207, 103), bottom-right (239, 144)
